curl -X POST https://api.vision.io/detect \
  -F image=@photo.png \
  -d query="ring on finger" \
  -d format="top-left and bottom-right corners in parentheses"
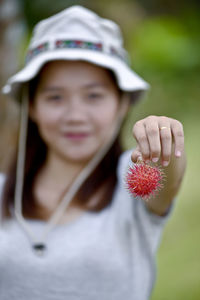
top-left (160, 126), bottom-right (170, 131)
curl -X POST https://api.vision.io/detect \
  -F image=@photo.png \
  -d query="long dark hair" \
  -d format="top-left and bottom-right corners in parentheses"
top-left (1, 70), bottom-right (125, 221)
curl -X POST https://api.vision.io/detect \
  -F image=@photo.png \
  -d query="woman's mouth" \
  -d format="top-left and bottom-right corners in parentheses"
top-left (63, 132), bottom-right (91, 141)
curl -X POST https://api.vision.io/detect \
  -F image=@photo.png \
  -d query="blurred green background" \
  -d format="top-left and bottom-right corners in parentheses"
top-left (0, 0), bottom-right (199, 299)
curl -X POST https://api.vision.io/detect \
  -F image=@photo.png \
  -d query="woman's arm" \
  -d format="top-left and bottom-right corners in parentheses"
top-left (131, 115), bottom-right (187, 216)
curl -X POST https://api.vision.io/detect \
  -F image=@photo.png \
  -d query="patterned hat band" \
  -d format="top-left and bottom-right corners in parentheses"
top-left (25, 39), bottom-right (127, 65)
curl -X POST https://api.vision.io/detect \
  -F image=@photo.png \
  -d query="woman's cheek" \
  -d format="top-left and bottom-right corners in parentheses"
top-left (36, 116), bottom-right (59, 144)
top-left (93, 104), bottom-right (118, 128)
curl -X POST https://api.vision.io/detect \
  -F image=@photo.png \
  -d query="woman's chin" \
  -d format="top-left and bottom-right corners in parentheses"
top-left (61, 150), bottom-right (97, 165)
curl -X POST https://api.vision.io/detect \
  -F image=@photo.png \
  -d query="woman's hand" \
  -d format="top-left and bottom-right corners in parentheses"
top-left (131, 115), bottom-right (184, 167)
top-left (131, 115), bottom-right (186, 216)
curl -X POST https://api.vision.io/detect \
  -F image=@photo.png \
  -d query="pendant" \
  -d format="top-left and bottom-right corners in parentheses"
top-left (32, 243), bottom-right (47, 256)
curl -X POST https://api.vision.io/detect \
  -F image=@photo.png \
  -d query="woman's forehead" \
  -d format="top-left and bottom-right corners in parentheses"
top-left (37, 60), bottom-right (118, 90)
top-left (40, 60), bottom-right (106, 75)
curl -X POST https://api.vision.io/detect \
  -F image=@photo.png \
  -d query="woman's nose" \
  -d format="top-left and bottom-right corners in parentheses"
top-left (62, 99), bottom-right (87, 123)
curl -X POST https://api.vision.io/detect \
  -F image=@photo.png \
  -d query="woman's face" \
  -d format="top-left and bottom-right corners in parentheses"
top-left (30, 61), bottom-right (121, 164)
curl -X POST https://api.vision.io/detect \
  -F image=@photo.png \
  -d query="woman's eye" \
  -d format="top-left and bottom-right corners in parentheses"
top-left (87, 93), bottom-right (103, 100)
top-left (46, 95), bottom-right (62, 102)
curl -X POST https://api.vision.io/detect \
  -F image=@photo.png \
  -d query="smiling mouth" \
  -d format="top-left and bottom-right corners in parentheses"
top-left (63, 132), bottom-right (91, 140)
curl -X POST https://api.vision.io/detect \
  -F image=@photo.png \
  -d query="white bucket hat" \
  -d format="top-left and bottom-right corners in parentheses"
top-left (2, 5), bottom-right (150, 100)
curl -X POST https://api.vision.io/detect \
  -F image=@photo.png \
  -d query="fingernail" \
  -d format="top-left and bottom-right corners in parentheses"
top-left (152, 157), bottom-right (159, 163)
top-left (175, 151), bottom-right (181, 157)
top-left (163, 161), bottom-right (169, 167)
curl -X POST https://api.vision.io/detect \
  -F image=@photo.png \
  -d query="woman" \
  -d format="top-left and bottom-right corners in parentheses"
top-left (0, 5), bottom-right (186, 300)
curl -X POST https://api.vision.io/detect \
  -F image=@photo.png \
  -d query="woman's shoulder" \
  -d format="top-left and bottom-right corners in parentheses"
top-left (118, 149), bottom-right (133, 164)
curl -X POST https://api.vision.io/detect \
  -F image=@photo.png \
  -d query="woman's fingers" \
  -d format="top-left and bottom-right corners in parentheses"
top-left (131, 146), bottom-right (143, 163)
top-left (132, 116), bottom-right (184, 167)
top-left (158, 122), bottom-right (172, 166)
top-left (171, 120), bottom-right (184, 157)
top-left (133, 121), bottom-right (150, 161)
top-left (145, 122), bottom-right (161, 162)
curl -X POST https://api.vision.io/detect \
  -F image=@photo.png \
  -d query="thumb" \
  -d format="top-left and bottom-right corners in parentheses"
top-left (131, 146), bottom-right (143, 163)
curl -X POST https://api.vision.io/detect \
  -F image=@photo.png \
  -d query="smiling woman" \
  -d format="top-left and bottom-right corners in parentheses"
top-left (30, 61), bottom-right (121, 164)
top-left (3, 60), bottom-right (124, 221)
top-left (23, 60), bottom-right (123, 219)
top-left (0, 5), bottom-right (186, 300)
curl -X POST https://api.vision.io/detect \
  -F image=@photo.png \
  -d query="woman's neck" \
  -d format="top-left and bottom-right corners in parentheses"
top-left (42, 151), bottom-right (87, 188)
top-left (33, 151), bottom-right (87, 212)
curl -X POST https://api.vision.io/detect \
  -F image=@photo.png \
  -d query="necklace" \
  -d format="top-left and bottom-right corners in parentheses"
top-left (33, 243), bottom-right (46, 256)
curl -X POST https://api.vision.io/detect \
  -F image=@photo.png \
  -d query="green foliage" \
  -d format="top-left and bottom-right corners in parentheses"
top-left (128, 14), bottom-right (200, 73)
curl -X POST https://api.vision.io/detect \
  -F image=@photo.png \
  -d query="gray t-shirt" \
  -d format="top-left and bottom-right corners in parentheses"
top-left (0, 150), bottom-right (171, 300)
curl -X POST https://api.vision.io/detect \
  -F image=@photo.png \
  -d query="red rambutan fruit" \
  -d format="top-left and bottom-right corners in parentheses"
top-left (125, 162), bottom-right (164, 200)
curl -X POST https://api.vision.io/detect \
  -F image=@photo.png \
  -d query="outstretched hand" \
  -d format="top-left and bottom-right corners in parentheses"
top-left (131, 115), bottom-right (186, 215)
top-left (131, 115), bottom-right (184, 167)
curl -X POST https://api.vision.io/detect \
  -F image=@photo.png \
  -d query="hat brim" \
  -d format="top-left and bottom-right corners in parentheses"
top-left (2, 49), bottom-right (150, 100)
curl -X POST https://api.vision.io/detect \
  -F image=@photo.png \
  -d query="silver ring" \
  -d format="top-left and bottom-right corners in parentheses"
top-left (160, 126), bottom-right (170, 130)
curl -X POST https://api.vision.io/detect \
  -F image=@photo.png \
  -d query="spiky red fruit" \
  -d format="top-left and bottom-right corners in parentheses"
top-left (125, 163), bottom-right (164, 199)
